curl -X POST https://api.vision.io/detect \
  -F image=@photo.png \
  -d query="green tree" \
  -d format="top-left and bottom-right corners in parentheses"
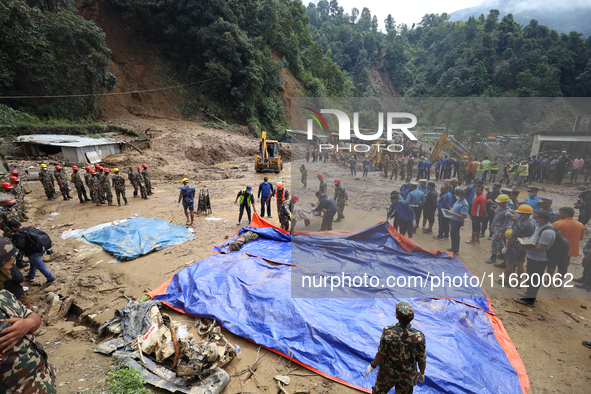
top-left (384, 14), bottom-right (395, 33)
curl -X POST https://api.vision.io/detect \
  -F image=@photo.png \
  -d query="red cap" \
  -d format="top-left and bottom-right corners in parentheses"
top-left (142, 164), bottom-right (147, 168)
top-left (9, 176), bottom-right (18, 182)
top-left (85, 166), bottom-right (91, 171)
top-left (55, 165), bottom-right (62, 170)
top-left (94, 163), bottom-right (100, 167)
top-left (317, 174), bottom-right (323, 178)
top-left (104, 168), bottom-right (110, 173)
top-left (1, 182), bottom-right (13, 189)
top-left (90, 170), bottom-right (96, 175)
top-left (11, 170), bottom-right (18, 175)
top-left (97, 166), bottom-right (103, 170)
top-left (334, 179), bottom-right (341, 184)
top-left (292, 194), bottom-right (299, 202)
top-left (137, 166), bottom-right (142, 170)
top-left (72, 166), bottom-right (78, 170)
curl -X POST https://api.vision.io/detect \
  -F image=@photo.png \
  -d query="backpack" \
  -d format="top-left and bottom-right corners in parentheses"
top-left (542, 227), bottom-right (569, 266)
top-left (20, 227), bottom-right (53, 254)
top-left (260, 182), bottom-right (272, 197)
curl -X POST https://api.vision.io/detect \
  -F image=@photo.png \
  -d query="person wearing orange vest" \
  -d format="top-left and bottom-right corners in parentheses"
top-left (275, 181), bottom-right (289, 217)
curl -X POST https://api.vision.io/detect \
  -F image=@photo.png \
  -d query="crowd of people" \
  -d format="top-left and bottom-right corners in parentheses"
top-left (303, 146), bottom-right (591, 309)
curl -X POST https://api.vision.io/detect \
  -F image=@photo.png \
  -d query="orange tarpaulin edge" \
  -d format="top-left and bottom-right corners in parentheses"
top-left (488, 313), bottom-right (531, 393)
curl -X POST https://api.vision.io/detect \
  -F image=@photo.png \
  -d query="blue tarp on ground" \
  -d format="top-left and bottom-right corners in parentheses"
top-left (83, 217), bottom-right (194, 260)
top-left (153, 222), bottom-right (525, 393)
top-left (213, 222), bottom-right (489, 308)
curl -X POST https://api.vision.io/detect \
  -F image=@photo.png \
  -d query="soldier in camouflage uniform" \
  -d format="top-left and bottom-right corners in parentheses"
top-left (111, 168), bottom-right (128, 206)
top-left (0, 199), bottom-right (21, 239)
top-left (102, 169), bottom-right (115, 206)
top-left (9, 171), bottom-right (26, 212)
top-left (84, 166), bottom-right (92, 189)
top-left (366, 301), bottom-right (426, 394)
top-left (90, 171), bottom-right (101, 206)
top-left (390, 157), bottom-right (399, 180)
top-left (300, 165), bottom-right (308, 188)
top-left (485, 194), bottom-right (513, 264)
top-left (70, 166), bottom-right (89, 204)
top-left (0, 246), bottom-right (57, 394)
top-left (39, 165), bottom-right (55, 200)
top-left (399, 159), bottom-right (406, 180)
top-left (141, 164), bottom-right (153, 195)
top-left (53, 165), bottom-right (72, 201)
top-left (7, 178), bottom-right (28, 222)
top-left (318, 174), bottom-right (327, 194)
top-left (406, 157), bottom-right (415, 180)
top-left (137, 167), bottom-right (148, 199)
top-left (128, 166), bottom-right (139, 197)
top-left (278, 195), bottom-right (299, 233)
top-left (97, 167), bottom-right (106, 203)
top-left (333, 179), bottom-right (348, 222)
top-left (383, 155), bottom-right (390, 179)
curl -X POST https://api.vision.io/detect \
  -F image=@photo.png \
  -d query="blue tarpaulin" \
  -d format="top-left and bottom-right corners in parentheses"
top-left (152, 218), bottom-right (528, 393)
top-left (83, 217), bottom-right (195, 260)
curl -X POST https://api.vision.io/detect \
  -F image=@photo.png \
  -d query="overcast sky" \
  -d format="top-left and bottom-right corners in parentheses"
top-left (312, 0), bottom-right (484, 30)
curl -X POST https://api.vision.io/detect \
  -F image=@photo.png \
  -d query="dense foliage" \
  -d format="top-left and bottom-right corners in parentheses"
top-left (306, 1), bottom-right (591, 97)
top-left (0, 0), bottom-right (117, 120)
top-left (111, 0), bottom-right (350, 133)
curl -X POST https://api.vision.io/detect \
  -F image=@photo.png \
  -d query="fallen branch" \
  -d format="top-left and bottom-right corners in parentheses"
top-left (171, 329), bottom-right (180, 368)
top-left (277, 382), bottom-right (289, 394)
top-left (98, 286), bottom-right (126, 293)
top-left (505, 310), bottom-right (528, 316)
top-left (561, 310), bottom-right (580, 323)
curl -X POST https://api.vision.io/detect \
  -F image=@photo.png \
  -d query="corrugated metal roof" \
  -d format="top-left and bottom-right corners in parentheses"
top-left (85, 151), bottom-right (102, 163)
top-left (538, 135), bottom-right (591, 142)
top-left (15, 134), bottom-right (120, 148)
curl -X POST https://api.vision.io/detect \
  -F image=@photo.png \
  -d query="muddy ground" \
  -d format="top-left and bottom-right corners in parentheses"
top-left (12, 115), bottom-right (591, 394)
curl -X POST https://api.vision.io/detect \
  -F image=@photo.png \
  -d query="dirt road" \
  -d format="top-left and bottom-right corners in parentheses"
top-left (13, 115), bottom-right (591, 394)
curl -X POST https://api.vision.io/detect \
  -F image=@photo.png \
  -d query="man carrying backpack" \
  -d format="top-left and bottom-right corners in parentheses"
top-left (7, 221), bottom-right (55, 285)
top-left (515, 210), bottom-right (569, 307)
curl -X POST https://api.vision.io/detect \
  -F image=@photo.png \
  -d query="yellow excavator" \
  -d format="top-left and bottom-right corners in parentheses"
top-left (255, 131), bottom-right (282, 173)
top-left (431, 133), bottom-right (474, 161)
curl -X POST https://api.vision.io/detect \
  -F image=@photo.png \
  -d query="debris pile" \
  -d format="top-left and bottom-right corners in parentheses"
top-left (96, 301), bottom-right (234, 393)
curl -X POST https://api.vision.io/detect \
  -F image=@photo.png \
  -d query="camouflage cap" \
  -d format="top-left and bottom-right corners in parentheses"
top-left (0, 237), bottom-right (17, 264)
top-left (396, 301), bottom-right (414, 319)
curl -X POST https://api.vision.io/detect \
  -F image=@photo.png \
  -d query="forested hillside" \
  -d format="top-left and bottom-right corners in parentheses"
top-left (1, 0), bottom-right (591, 132)
top-left (306, 1), bottom-right (591, 98)
top-left (0, 0), bottom-right (116, 119)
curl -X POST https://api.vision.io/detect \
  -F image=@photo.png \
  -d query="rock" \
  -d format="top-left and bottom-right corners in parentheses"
top-left (45, 293), bottom-right (63, 321)
top-left (67, 326), bottom-right (88, 335)
top-left (56, 297), bottom-right (74, 319)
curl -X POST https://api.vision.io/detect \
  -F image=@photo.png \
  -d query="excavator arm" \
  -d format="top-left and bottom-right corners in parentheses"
top-left (431, 133), bottom-right (473, 161)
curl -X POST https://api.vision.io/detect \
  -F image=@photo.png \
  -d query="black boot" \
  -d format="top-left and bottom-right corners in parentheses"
top-left (80, 199), bottom-right (87, 204)
top-left (123, 197), bottom-right (128, 205)
top-left (485, 254), bottom-right (497, 264)
top-left (63, 196), bottom-right (68, 201)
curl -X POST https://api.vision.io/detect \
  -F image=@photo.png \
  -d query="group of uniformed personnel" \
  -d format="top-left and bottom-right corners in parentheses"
top-left (1, 170), bottom-right (29, 225)
top-left (37, 163), bottom-right (154, 207)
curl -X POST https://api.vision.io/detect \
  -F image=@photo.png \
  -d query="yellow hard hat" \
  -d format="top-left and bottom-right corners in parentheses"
top-left (516, 204), bottom-right (533, 214)
top-left (495, 194), bottom-right (510, 203)
top-left (40, 164), bottom-right (47, 168)
top-left (182, 178), bottom-right (189, 183)
top-left (505, 229), bottom-right (513, 238)
top-left (113, 168), bottom-right (119, 172)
